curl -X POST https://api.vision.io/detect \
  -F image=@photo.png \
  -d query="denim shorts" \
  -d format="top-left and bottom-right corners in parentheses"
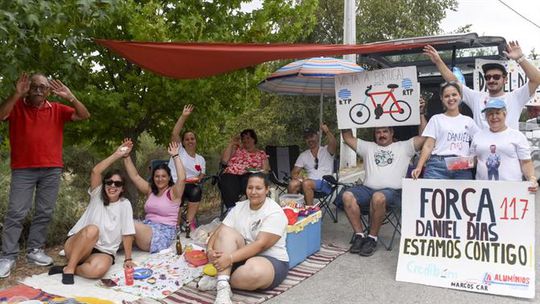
top-left (424, 155), bottom-right (472, 180)
top-left (231, 255), bottom-right (289, 290)
top-left (314, 179), bottom-right (332, 194)
top-left (338, 185), bottom-right (401, 208)
top-left (142, 219), bottom-right (177, 253)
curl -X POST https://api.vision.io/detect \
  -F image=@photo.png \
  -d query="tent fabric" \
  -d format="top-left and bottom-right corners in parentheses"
top-left (95, 39), bottom-right (427, 79)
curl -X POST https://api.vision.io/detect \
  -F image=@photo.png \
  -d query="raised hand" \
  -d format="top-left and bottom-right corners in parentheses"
top-left (116, 138), bottom-right (133, 157)
top-left (50, 79), bottom-right (75, 101)
top-left (15, 73), bottom-right (30, 97)
top-left (423, 45), bottom-right (443, 64)
top-left (320, 123), bottom-right (329, 134)
top-left (503, 41), bottom-right (524, 61)
top-left (231, 135), bottom-right (241, 148)
top-left (168, 141), bottom-right (180, 156)
top-left (182, 104), bottom-right (194, 117)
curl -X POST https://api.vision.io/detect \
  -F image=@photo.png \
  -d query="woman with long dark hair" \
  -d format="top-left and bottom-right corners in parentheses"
top-left (123, 140), bottom-right (186, 253)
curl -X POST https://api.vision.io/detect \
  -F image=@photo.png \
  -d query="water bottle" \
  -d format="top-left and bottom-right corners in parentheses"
top-left (124, 266), bottom-right (134, 286)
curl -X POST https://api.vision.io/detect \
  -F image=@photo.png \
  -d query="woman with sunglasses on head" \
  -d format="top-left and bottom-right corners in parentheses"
top-left (48, 141), bottom-right (136, 285)
top-left (220, 129), bottom-right (269, 210)
top-left (168, 104), bottom-right (206, 233)
top-left (412, 82), bottom-right (480, 180)
top-left (123, 140), bottom-right (186, 253)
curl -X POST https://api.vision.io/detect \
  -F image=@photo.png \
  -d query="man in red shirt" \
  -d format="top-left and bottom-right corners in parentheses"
top-left (0, 73), bottom-right (90, 278)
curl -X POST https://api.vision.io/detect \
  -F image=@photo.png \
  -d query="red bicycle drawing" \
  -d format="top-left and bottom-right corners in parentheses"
top-left (349, 84), bottom-right (412, 125)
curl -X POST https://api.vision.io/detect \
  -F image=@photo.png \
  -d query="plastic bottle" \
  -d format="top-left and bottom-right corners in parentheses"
top-left (124, 267), bottom-right (134, 286)
top-left (176, 234), bottom-right (183, 255)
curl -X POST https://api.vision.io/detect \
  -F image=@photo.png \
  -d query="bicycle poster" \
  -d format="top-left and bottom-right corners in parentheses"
top-left (334, 66), bottom-right (420, 129)
top-left (473, 58), bottom-right (540, 106)
top-left (396, 178), bottom-right (535, 299)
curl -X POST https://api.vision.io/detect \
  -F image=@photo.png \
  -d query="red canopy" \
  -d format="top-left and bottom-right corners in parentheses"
top-left (95, 39), bottom-right (432, 79)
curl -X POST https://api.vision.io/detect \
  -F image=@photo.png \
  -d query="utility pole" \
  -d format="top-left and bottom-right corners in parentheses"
top-left (340, 0), bottom-right (357, 169)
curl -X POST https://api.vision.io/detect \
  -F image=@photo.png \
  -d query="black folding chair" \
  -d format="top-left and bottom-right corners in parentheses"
top-left (359, 205), bottom-right (401, 251)
top-left (313, 158), bottom-right (341, 223)
top-left (265, 145), bottom-right (300, 196)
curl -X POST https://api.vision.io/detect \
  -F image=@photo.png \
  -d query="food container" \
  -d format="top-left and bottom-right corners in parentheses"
top-left (444, 156), bottom-right (475, 171)
top-left (279, 194), bottom-right (305, 208)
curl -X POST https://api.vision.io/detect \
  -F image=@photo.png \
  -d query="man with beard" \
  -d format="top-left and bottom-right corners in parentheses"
top-left (0, 73), bottom-right (90, 278)
top-left (423, 41), bottom-right (540, 130)
top-left (288, 124), bottom-right (337, 205)
top-left (340, 120), bottom-right (426, 256)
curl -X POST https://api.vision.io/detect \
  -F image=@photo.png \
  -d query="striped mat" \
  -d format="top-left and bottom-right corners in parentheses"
top-left (162, 244), bottom-right (347, 304)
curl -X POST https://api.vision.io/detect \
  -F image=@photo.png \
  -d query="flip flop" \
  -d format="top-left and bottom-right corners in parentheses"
top-left (62, 272), bottom-right (75, 285)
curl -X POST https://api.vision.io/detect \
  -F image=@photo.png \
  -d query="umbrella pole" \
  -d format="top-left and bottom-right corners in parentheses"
top-left (319, 79), bottom-right (323, 145)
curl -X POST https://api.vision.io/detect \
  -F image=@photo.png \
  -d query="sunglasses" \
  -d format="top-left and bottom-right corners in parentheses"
top-left (104, 180), bottom-right (124, 187)
top-left (484, 74), bottom-right (503, 81)
top-left (314, 157), bottom-right (319, 170)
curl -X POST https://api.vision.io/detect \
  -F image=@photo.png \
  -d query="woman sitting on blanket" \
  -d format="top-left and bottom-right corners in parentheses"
top-left (123, 140), bottom-right (186, 253)
top-left (48, 141), bottom-right (136, 285)
top-left (202, 173), bottom-right (289, 304)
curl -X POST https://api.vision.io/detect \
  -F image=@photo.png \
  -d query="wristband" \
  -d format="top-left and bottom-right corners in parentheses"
top-left (124, 258), bottom-right (132, 262)
top-left (516, 56), bottom-right (526, 64)
top-left (172, 154), bottom-right (179, 159)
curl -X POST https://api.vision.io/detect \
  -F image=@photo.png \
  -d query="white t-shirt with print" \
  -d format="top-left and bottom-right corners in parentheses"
top-left (422, 113), bottom-right (479, 156)
top-left (471, 128), bottom-right (531, 181)
top-left (294, 145), bottom-right (334, 180)
top-left (68, 185), bottom-right (136, 255)
top-left (462, 83), bottom-right (531, 130)
top-left (168, 145), bottom-right (206, 181)
top-left (355, 138), bottom-right (416, 190)
top-left (223, 198), bottom-right (289, 262)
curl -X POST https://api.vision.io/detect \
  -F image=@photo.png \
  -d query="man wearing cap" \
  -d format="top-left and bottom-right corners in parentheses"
top-left (424, 41), bottom-right (540, 130)
top-left (470, 99), bottom-right (537, 192)
top-left (0, 73), bottom-right (90, 278)
top-left (287, 124), bottom-right (336, 205)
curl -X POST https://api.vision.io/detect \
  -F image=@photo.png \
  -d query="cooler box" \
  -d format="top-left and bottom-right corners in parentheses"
top-left (285, 210), bottom-right (322, 269)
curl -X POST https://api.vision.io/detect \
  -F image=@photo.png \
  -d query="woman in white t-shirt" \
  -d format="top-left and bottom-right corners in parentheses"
top-left (470, 99), bottom-right (538, 192)
top-left (202, 173), bottom-right (288, 303)
top-left (48, 142), bottom-right (136, 285)
top-left (168, 104), bottom-right (206, 233)
top-left (412, 82), bottom-right (479, 180)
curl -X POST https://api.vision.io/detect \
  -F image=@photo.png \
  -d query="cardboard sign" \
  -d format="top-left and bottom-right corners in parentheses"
top-left (474, 58), bottom-right (540, 106)
top-left (335, 66), bottom-right (420, 129)
top-left (396, 179), bottom-right (535, 298)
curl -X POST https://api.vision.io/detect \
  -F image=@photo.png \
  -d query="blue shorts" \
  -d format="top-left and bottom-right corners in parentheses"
top-left (337, 185), bottom-right (401, 208)
top-left (231, 255), bottom-right (289, 290)
top-left (142, 219), bottom-right (177, 253)
top-left (314, 179), bottom-right (332, 194)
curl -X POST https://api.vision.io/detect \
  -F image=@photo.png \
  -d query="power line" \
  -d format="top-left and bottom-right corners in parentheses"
top-left (497, 0), bottom-right (540, 30)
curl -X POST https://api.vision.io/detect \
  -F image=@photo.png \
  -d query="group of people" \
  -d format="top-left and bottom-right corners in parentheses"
top-left (342, 40), bottom-right (539, 257)
top-left (0, 40), bottom-right (539, 304)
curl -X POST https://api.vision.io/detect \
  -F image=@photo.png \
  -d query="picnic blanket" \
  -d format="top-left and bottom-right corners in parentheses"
top-left (125, 244), bottom-right (347, 304)
top-left (0, 284), bottom-right (57, 302)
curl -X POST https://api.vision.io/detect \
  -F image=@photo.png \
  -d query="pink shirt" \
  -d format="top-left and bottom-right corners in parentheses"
top-left (224, 148), bottom-right (268, 175)
top-left (144, 189), bottom-right (180, 227)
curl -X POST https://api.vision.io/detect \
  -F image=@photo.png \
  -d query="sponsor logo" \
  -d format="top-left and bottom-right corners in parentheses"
top-left (406, 261), bottom-right (457, 279)
top-left (483, 273), bottom-right (530, 288)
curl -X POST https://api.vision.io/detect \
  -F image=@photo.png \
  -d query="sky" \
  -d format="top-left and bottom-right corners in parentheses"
top-left (242, 0), bottom-right (540, 54)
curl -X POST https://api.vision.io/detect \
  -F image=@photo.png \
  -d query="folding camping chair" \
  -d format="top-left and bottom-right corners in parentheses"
top-left (358, 204), bottom-right (401, 251)
top-left (265, 145), bottom-right (300, 197)
top-left (313, 158), bottom-right (341, 223)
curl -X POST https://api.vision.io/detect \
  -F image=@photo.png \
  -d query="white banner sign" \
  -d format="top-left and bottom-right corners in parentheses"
top-left (396, 179), bottom-right (536, 298)
top-left (474, 58), bottom-right (540, 106)
top-left (335, 66), bottom-right (420, 129)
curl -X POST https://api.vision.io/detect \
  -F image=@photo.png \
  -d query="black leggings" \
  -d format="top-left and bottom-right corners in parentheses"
top-left (219, 173), bottom-right (250, 208)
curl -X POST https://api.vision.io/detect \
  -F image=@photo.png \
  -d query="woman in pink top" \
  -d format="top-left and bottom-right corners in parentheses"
top-left (220, 129), bottom-right (269, 210)
top-left (123, 140), bottom-right (186, 253)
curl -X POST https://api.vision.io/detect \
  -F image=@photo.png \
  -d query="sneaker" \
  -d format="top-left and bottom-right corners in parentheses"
top-left (349, 234), bottom-right (366, 254)
top-left (214, 280), bottom-right (233, 304)
top-left (0, 258), bottom-right (16, 278)
top-left (27, 248), bottom-right (53, 266)
top-left (359, 237), bottom-right (377, 257)
top-left (197, 275), bottom-right (217, 291)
